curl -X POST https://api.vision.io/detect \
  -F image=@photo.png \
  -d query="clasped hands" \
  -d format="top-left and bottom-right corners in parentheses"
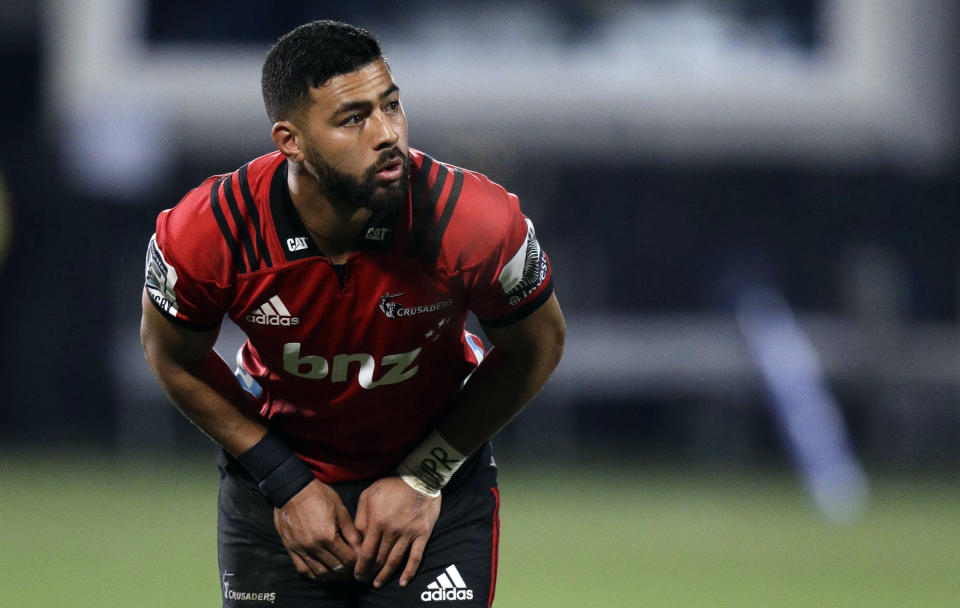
top-left (273, 476), bottom-right (441, 589)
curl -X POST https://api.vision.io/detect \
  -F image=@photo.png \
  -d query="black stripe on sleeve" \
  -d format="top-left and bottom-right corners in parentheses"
top-left (148, 295), bottom-right (221, 331)
top-left (222, 174), bottom-right (259, 272)
top-left (210, 177), bottom-right (248, 274)
top-left (405, 154), bottom-right (437, 257)
top-left (478, 278), bottom-right (554, 328)
top-left (425, 168), bottom-right (464, 266)
top-left (239, 163), bottom-right (273, 268)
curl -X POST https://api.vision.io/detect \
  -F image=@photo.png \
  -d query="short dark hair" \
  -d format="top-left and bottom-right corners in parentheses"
top-left (261, 20), bottom-right (382, 123)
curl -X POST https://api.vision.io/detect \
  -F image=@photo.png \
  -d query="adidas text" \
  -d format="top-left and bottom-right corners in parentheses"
top-left (421, 589), bottom-right (474, 602)
top-left (420, 565), bottom-right (473, 602)
top-left (247, 295), bottom-right (299, 326)
top-left (247, 314), bottom-right (300, 326)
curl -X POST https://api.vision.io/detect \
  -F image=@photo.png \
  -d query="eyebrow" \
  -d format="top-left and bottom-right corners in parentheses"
top-left (333, 84), bottom-right (400, 116)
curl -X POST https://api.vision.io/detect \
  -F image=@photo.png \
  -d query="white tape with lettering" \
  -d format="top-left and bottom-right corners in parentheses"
top-left (396, 429), bottom-right (467, 497)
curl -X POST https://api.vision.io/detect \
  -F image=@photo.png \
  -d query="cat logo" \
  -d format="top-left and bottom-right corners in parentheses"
top-left (286, 237), bottom-right (309, 252)
top-left (365, 227), bottom-right (391, 241)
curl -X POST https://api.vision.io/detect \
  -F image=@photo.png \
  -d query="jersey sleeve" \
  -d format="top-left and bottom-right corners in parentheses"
top-left (456, 176), bottom-right (554, 327)
top-left (144, 183), bottom-right (232, 329)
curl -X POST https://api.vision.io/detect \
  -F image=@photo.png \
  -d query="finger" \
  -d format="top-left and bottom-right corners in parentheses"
top-left (319, 530), bottom-right (360, 570)
top-left (399, 536), bottom-right (428, 588)
top-left (337, 504), bottom-right (363, 550)
top-left (292, 548), bottom-right (328, 581)
top-left (374, 530), bottom-right (397, 573)
top-left (275, 510), bottom-right (329, 580)
top-left (354, 495), bottom-right (368, 534)
top-left (374, 535), bottom-right (412, 589)
top-left (354, 527), bottom-right (382, 581)
top-left (307, 539), bottom-right (354, 572)
top-left (287, 549), bottom-right (315, 580)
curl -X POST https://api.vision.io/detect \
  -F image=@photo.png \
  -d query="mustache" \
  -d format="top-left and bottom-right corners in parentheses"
top-left (371, 147), bottom-right (406, 173)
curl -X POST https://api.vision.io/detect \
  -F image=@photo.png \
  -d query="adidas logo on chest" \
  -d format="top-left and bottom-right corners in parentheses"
top-left (420, 564), bottom-right (474, 602)
top-left (246, 295), bottom-right (300, 326)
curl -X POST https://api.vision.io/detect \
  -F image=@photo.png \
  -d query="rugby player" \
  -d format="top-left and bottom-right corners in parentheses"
top-left (141, 20), bottom-right (564, 607)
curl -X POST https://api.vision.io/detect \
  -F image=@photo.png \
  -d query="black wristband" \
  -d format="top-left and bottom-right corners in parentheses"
top-left (236, 433), bottom-right (315, 508)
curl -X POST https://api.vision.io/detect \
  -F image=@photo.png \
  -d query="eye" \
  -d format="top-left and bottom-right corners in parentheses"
top-left (384, 100), bottom-right (400, 112)
top-left (343, 113), bottom-right (364, 126)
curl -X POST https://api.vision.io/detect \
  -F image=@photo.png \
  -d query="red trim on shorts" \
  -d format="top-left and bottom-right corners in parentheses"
top-left (488, 486), bottom-right (501, 607)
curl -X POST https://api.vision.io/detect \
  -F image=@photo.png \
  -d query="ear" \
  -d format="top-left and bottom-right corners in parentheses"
top-left (271, 121), bottom-right (305, 162)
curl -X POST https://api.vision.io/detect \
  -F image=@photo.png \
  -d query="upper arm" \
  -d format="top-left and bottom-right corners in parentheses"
top-left (140, 287), bottom-right (220, 369)
top-left (481, 292), bottom-right (565, 368)
top-left (141, 190), bottom-right (233, 366)
top-left (449, 174), bottom-right (554, 327)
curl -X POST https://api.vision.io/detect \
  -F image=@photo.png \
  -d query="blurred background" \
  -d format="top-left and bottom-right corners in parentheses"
top-left (1, 1), bottom-right (959, 606)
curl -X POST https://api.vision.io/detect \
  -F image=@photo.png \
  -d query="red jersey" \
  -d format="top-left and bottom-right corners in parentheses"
top-left (145, 149), bottom-right (553, 482)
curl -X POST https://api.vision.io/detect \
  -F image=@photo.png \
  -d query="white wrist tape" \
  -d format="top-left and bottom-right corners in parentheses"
top-left (396, 429), bottom-right (467, 497)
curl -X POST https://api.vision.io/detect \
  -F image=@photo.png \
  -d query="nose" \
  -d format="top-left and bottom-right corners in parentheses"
top-left (370, 109), bottom-right (399, 150)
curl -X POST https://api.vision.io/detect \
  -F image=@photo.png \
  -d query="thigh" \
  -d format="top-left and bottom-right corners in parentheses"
top-left (216, 449), bottom-right (361, 608)
top-left (358, 446), bottom-right (501, 608)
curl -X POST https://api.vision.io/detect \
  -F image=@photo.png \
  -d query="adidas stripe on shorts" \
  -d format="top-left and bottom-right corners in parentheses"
top-left (216, 443), bottom-right (500, 608)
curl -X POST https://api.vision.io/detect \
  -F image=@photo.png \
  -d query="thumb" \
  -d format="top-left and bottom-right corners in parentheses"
top-left (341, 503), bottom-right (363, 548)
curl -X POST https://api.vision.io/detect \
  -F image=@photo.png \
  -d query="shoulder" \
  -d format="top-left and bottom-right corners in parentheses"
top-left (410, 150), bottom-right (520, 271)
top-left (154, 151), bottom-right (285, 285)
top-left (155, 174), bottom-right (231, 285)
top-left (244, 150), bottom-right (287, 199)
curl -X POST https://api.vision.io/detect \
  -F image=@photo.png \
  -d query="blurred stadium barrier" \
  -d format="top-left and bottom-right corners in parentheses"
top-left (45, 0), bottom-right (958, 200)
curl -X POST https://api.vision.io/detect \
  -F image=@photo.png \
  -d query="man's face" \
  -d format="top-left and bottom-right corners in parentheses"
top-left (298, 59), bottom-right (409, 213)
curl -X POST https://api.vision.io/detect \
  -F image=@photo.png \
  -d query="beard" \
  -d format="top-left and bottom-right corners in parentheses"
top-left (303, 144), bottom-right (409, 214)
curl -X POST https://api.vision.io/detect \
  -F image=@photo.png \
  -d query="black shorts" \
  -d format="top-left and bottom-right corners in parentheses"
top-left (216, 444), bottom-right (500, 608)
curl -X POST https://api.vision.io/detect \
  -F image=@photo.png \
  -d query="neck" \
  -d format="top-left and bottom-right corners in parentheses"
top-left (287, 161), bottom-right (371, 263)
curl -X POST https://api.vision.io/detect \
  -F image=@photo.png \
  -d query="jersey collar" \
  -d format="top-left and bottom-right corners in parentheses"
top-left (268, 160), bottom-right (407, 262)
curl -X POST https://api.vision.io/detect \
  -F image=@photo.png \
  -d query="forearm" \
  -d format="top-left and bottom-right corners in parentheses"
top-left (147, 347), bottom-right (267, 456)
top-left (395, 298), bottom-right (563, 498)
top-left (150, 346), bottom-right (321, 508)
top-left (435, 294), bottom-right (565, 455)
top-left (436, 343), bottom-right (559, 456)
